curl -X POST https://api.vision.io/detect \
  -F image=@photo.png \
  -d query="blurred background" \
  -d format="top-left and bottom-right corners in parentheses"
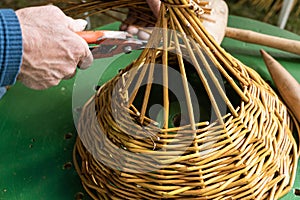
top-left (1, 0), bottom-right (300, 34)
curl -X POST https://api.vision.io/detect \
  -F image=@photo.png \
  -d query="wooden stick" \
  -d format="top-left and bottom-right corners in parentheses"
top-left (260, 49), bottom-right (300, 123)
top-left (162, 3), bottom-right (169, 130)
top-left (225, 27), bottom-right (300, 56)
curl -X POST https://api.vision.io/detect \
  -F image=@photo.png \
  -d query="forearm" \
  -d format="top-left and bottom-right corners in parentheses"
top-left (0, 9), bottom-right (23, 88)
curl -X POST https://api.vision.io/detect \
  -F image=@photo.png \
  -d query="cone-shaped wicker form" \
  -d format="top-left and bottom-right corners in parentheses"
top-left (74, 0), bottom-right (299, 199)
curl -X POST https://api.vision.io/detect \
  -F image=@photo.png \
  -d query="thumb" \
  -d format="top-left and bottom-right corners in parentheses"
top-left (146, 0), bottom-right (161, 18)
top-left (76, 35), bottom-right (93, 69)
top-left (68, 18), bottom-right (88, 32)
top-left (68, 18), bottom-right (93, 69)
top-left (78, 49), bottom-right (93, 69)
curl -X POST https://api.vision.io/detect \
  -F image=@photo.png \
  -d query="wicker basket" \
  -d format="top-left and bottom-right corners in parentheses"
top-left (72, 0), bottom-right (299, 199)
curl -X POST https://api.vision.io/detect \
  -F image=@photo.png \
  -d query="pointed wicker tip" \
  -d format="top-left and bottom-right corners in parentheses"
top-left (260, 49), bottom-right (300, 122)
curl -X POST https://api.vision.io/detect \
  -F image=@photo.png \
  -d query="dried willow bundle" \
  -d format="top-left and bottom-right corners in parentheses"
top-left (52, 0), bottom-right (156, 26)
top-left (52, 0), bottom-right (213, 29)
top-left (235, 0), bottom-right (282, 11)
top-left (233, 0), bottom-right (300, 22)
top-left (74, 0), bottom-right (299, 199)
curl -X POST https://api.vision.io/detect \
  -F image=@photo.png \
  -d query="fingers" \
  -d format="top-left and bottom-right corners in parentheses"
top-left (63, 70), bottom-right (76, 80)
top-left (67, 17), bottom-right (93, 69)
top-left (119, 10), bottom-right (153, 40)
top-left (67, 16), bottom-right (93, 69)
top-left (119, 13), bottom-right (140, 35)
top-left (17, 71), bottom-right (61, 90)
top-left (16, 4), bottom-right (95, 90)
top-left (78, 50), bottom-right (93, 69)
top-left (68, 18), bottom-right (88, 32)
top-left (137, 27), bottom-right (152, 40)
top-left (126, 25), bottom-right (140, 35)
top-left (146, 0), bottom-right (161, 17)
top-left (74, 33), bottom-right (94, 69)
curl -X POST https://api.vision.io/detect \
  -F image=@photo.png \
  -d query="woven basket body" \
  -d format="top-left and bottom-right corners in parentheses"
top-left (74, 0), bottom-right (299, 199)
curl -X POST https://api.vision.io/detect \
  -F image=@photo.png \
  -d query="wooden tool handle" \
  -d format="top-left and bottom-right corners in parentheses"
top-left (225, 27), bottom-right (300, 56)
top-left (261, 50), bottom-right (300, 123)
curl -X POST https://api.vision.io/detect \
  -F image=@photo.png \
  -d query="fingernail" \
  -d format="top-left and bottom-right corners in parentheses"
top-left (127, 26), bottom-right (139, 35)
top-left (138, 30), bottom-right (150, 40)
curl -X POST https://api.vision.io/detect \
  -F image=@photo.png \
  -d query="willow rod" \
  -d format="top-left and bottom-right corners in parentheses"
top-left (139, 52), bottom-right (156, 124)
top-left (169, 14), bottom-right (201, 161)
top-left (191, 39), bottom-right (238, 118)
top-left (162, 3), bottom-right (170, 130)
top-left (169, 6), bottom-right (224, 125)
top-left (225, 27), bottom-right (300, 56)
top-left (123, 48), bottom-right (151, 93)
top-left (173, 2), bottom-right (250, 102)
top-left (128, 60), bottom-right (151, 106)
top-left (170, 16), bottom-right (197, 134)
top-left (62, 0), bottom-right (146, 12)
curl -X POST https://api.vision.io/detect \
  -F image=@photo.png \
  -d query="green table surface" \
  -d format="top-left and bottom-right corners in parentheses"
top-left (0, 16), bottom-right (300, 200)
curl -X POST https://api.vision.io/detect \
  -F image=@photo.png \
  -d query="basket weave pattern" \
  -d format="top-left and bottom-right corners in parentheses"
top-left (73, 0), bottom-right (299, 199)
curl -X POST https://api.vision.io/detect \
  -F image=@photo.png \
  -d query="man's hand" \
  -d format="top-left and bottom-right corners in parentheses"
top-left (16, 5), bottom-right (93, 90)
top-left (146, 0), bottom-right (160, 17)
top-left (121, 0), bottom-right (228, 44)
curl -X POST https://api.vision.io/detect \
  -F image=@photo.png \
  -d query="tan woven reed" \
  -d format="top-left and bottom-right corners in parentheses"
top-left (52, 0), bottom-right (156, 27)
top-left (53, 0), bottom-right (300, 24)
top-left (73, 0), bottom-right (299, 199)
